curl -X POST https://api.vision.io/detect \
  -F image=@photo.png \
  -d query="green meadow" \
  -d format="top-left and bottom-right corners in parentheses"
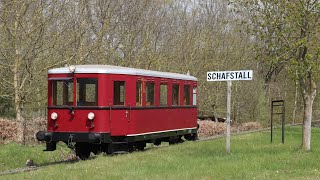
top-left (1, 126), bottom-right (320, 179)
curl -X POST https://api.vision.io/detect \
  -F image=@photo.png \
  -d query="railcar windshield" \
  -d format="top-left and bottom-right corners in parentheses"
top-left (52, 78), bottom-right (98, 106)
top-left (52, 79), bottom-right (74, 106)
top-left (77, 78), bottom-right (98, 106)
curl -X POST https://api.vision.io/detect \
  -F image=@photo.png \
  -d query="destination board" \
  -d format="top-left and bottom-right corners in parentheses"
top-left (207, 70), bottom-right (253, 81)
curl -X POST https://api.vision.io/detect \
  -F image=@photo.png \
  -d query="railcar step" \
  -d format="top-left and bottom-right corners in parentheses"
top-left (111, 142), bottom-right (128, 144)
top-left (112, 151), bottom-right (129, 154)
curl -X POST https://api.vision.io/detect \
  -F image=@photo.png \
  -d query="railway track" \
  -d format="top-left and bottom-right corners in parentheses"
top-left (1, 121), bottom-right (317, 177)
top-left (0, 159), bottom-right (79, 176)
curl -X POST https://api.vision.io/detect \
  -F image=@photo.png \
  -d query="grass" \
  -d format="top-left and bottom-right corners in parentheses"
top-left (1, 126), bottom-right (320, 179)
top-left (0, 143), bottom-right (71, 172)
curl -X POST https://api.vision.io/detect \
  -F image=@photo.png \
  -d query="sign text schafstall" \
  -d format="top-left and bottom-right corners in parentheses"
top-left (207, 70), bottom-right (253, 82)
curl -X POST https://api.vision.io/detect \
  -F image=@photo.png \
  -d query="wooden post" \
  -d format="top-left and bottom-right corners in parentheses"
top-left (226, 81), bottom-right (232, 153)
top-left (282, 101), bottom-right (285, 144)
top-left (271, 102), bottom-right (273, 143)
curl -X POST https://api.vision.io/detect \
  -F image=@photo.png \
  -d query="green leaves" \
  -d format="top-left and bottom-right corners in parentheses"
top-left (233, 0), bottom-right (320, 83)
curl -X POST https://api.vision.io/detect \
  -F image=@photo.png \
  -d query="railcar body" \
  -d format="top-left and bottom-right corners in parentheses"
top-left (36, 65), bottom-right (198, 159)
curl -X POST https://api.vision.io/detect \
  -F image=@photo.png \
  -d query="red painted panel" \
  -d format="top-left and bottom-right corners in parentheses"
top-left (106, 74), bottom-right (133, 135)
top-left (109, 109), bottom-right (128, 135)
top-left (47, 72), bottom-right (197, 137)
top-left (48, 109), bottom-right (110, 133)
top-left (126, 108), bottom-right (197, 135)
top-left (48, 81), bottom-right (52, 106)
top-left (98, 75), bottom-right (108, 106)
top-left (154, 79), bottom-right (160, 106)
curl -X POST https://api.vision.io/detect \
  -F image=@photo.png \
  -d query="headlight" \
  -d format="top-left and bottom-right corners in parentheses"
top-left (88, 112), bottom-right (95, 121)
top-left (51, 112), bottom-right (58, 120)
top-left (69, 65), bottom-right (76, 73)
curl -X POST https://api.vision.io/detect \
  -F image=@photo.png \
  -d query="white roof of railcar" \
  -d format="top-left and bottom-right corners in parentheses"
top-left (48, 65), bottom-right (197, 81)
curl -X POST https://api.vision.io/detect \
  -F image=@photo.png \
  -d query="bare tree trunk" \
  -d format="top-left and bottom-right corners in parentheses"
top-left (14, 68), bottom-right (24, 143)
top-left (301, 78), bottom-right (316, 151)
top-left (302, 96), bottom-right (313, 151)
top-left (13, 0), bottom-right (21, 122)
top-left (13, 66), bottom-right (21, 122)
top-left (13, 2), bottom-right (24, 143)
top-left (293, 77), bottom-right (298, 124)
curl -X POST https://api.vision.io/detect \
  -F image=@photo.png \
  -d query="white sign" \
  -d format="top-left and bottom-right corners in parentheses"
top-left (206, 69), bottom-right (253, 153)
top-left (207, 70), bottom-right (253, 81)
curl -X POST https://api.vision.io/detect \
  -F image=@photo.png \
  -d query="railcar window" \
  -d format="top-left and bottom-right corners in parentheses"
top-left (172, 84), bottom-right (179, 106)
top-left (184, 85), bottom-right (190, 105)
top-left (193, 87), bottom-right (197, 105)
top-left (146, 82), bottom-right (154, 106)
top-left (114, 81), bottom-right (125, 105)
top-left (77, 78), bottom-right (98, 106)
top-left (52, 80), bottom-right (73, 106)
top-left (160, 84), bottom-right (168, 105)
top-left (136, 81), bottom-right (142, 106)
top-left (68, 83), bottom-right (74, 103)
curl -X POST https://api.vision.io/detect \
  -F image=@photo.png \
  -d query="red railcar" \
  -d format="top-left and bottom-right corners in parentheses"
top-left (37, 65), bottom-right (198, 159)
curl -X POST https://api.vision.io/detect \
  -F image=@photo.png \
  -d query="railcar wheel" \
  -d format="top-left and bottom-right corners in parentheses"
top-left (75, 143), bottom-right (91, 160)
top-left (169, 136), bottom-right (184, 145)
top-left (128, 143), bottom-right (135, 152)
top-left (135, 142), bottom-right (146, 151)
top-left (184, 133), bottom-right (198, 141)
top-left (153, 139), bottom-right (161, 146)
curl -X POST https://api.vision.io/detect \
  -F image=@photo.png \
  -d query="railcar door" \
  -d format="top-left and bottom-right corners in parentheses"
top-left (110, 80), bottom-right (129, 135)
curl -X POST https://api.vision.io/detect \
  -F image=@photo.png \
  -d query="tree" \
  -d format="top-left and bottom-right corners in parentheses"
top-left (232, 0), bottom-right (320, 150)
top-left (0, 0), bottom-right (74, 120)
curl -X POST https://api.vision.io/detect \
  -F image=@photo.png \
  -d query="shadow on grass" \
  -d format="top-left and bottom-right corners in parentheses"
top-left (0, 155), bottom-right (98, 176)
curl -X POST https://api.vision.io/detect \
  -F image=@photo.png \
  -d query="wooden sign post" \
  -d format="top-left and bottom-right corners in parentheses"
top-left (226, 80), bottom-right (232, 153)
top-left (207, 70), bottom-right (253, 153)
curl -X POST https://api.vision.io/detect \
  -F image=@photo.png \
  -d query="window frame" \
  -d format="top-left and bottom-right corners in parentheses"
top-left (113, 81), bottom-right (126, 106)
top-left (136, 81), bottom-right (142, 106)
top-left (76, 78), bottom-right (98, 106)
top-left (146, 81), bottom-right (155, 106)
top-left (52, 79), bottom-right (74, 106)
top-left (172, 83), bottom-right (180, 106)
top-left (159, 83), bottom-right (168, 106)
top-left (192, 86), bottom-right (197, 105)
top-left (184, 85), bottom-right (191, 105)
